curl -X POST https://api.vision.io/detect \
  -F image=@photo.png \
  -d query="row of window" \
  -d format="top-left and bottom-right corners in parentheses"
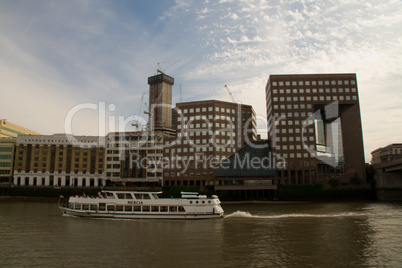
top-left (176, 131), bottom-right (238, 138)
top-left (276, 144), bottom-right (315, 151)
top-left (71, 203), bottom-right (186, 213)
top-left (19, 141), bottom-right (103, 148)
top-left (15, 170), bottom-right (103, 175)
top-left (0, 147), bottom-right (12, 152)
top-left (275, 120), bottom-right (314, 126)
top-left (177, 122), bottom-right (238, 129)
top-left (272, 87), bottom-right (357, 95)
top-left (165, 154), bottom-right (228, 163)
top-left (271, 80), bottom-right (356, 87)
top-left (165, 172), bottom-right (214, 177)
top-left (181, 107), bottom-right (246, 114)
top-left (275, 136), bottom-right (314, 142)
top-left (110, 135), bottom-right (156, 141)
top-left (272, 95), bottom-right (357, 104)
top-left (268, 122), bottom-right (314, 137)
top-left (280, 152), bottom-right (312, 159)
top-left (275, 128), bottom-right (314, 134)
top-left (178, 115), bottom-right (238, 121)
top-left (17, 162), bottom-right (104, 169)
top-left (18, 150), bottom-right (104, 157)
top-left (166, 146), bottom-right (237, 154)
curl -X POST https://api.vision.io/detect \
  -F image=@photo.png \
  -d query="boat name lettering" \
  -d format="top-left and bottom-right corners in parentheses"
top-left (128, 201), bottom-right (143, 205)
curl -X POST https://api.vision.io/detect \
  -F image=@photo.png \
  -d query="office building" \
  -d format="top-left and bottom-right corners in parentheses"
top-left (265, 73), bottom-right (365, 184)
top-left (163, 100), bottom-right (257, 187)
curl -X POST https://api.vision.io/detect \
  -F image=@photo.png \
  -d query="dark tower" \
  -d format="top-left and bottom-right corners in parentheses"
top-left (147, 72), bottom-right (174, 131)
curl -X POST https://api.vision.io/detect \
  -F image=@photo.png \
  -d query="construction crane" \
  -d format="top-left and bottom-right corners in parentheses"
top-left (157, 59), bottom-right (181, 74)
top-left (224, 85), bottom-right (236, 103)
top-left (132, 92), bottom-right (146, 129)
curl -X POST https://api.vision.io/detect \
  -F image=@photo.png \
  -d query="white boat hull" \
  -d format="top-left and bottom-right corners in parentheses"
top-left (59, 206), bottom-right (223, 219)
top-left (58, 190), bottom-right (224, 220)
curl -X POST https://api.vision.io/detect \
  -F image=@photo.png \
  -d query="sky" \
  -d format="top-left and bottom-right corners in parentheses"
top-left (0, 0), bottom-right (401, 162)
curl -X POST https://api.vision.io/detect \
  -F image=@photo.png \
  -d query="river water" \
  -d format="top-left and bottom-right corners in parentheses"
top-left (1, 200), bottom-right (402, 268)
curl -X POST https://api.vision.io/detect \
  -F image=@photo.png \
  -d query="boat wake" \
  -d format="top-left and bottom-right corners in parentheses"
top-left (224, 210), bottom-right (370, 219)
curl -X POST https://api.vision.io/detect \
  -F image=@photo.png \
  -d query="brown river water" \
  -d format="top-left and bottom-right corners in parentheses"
top-left (1, 200), bottom-right (402, 267)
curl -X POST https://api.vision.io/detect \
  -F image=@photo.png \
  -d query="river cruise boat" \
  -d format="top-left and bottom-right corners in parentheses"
top-left (58, 191), bottom-right (224, 219)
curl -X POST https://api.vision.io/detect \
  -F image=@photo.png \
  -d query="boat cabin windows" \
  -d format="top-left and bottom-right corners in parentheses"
top-left (160, 206), bottom-right (168, 212)
top-left (134, 193), bottom-right (151, 200)
top-left (152, 194), bottom-right (159, 199)
top-left (117, 193), bottom-right (133, 199)
top-left (105, 192), bottom-right (115, 199)
top-left (69, 203), bottom-right (187, 214)
top-left (170, 206), bottom-right (177, 212)
top-left (151, 206), bottom-right (159, 212)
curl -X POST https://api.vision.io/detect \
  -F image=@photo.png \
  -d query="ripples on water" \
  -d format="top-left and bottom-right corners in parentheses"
top-left (1, 200), bottom-right (402, 267)
top-left (224, 208), bottom-right (402, 219)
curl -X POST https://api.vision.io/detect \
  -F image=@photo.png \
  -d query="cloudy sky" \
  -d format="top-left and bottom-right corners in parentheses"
top-left (1, 0), bottom-right (401, 162)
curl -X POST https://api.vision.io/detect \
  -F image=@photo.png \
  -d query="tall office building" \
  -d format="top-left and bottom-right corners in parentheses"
top-left (147, 72), bottom-right (174, 131)
top-left (265, 73), bottom-right (365, 184)
top-left (163, 100), bottom-right (257, 187)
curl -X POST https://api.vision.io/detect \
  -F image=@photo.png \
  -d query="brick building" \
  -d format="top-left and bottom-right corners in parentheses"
top-left (163, 100), bottom-right (257, 187)
top-left (13, 134), bottom-right (105, 187)
top-left (265, 73), bottom-right (365, 184)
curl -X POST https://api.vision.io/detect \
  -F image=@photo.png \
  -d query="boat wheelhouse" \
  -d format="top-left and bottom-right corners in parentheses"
top-left (58, 191), bottom-right (224, 219)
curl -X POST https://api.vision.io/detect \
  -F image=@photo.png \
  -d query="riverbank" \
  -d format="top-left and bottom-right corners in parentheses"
top-left (0, 184), bottom-right (376, 202)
